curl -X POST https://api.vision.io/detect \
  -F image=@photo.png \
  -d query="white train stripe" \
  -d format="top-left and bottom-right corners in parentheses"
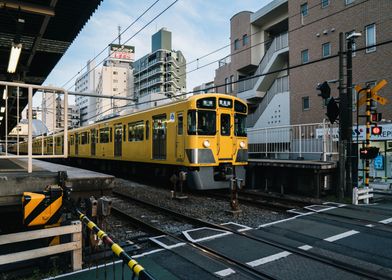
top-left (324, 230), bottom-right (359, 242)
top-left (246, 251), bottom-right (291, 267)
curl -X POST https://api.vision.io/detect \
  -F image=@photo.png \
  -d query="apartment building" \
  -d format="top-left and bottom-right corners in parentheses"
top-left (214, 0), bottom-right (290, 129)
top-left (134, 28), bottom-right (186, 110)
top-left (193, 81), bottom-right (215, 94)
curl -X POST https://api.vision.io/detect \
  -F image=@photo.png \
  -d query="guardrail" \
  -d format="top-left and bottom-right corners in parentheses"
top-left (247, 121), bottom-right (339, 161)
top-left (0, 221), bottom-right (82, 271)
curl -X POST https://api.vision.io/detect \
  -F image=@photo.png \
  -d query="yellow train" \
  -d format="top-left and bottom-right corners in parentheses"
top-left (14, 93), bottom-right (248, 189)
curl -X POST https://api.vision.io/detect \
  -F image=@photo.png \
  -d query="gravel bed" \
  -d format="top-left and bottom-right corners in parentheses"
top-left (113, 178), bottom-right (291, 229)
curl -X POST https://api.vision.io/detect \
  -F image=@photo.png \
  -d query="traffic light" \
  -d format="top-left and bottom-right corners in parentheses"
top-left (326, 97), bottom-right (339, 124)
top-left (371, 125), bottom-right (382, 135)
top-left (371, 112), bottom-right (382, 123)
top-left (316, 81), bottom-right (331, 99)
top-left (359, 146), bottom-right (379, 159)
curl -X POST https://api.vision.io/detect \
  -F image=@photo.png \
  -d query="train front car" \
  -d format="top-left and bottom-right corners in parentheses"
top-left (185, 94), bottom-right (248, 189)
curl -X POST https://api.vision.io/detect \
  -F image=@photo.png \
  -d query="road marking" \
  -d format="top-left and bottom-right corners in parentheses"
top-left (298, 245), bottom-right (313, 251)
top-left (258, 212), bottom-right (314, 228)
top-left (324, 230), bottom-right (359, 242)
top-left (214, 268), bottom-right (236, 277)
top-left (220, 222), bottom-right (253, 232)
top-left (246, 251), bottom-right (291, 267)
top-left (182, 227), bottom-right (232, 243)
top-left (379, 218), bottom-right (392, 224)
top-left (365, 224), bottom-right (374, 227)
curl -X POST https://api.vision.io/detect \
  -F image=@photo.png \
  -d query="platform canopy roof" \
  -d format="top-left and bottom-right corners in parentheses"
top-left (0, 0), bottom-right (103, 138)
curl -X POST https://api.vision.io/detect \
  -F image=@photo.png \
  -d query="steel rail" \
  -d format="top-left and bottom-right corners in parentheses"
top-left (113, 190), bottom-right (391, 280)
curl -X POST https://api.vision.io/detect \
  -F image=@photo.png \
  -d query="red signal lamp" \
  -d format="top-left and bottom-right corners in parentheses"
top-left (371, 125), bottom-right (382, 136)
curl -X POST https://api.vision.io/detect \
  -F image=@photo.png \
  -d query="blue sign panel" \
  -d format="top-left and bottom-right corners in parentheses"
top-left (374, 155), bottom-right (384, 170)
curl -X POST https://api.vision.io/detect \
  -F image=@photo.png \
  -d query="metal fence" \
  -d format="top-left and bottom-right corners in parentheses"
top-left (247, 121), bottom-right (339, 161)
top-left (0, 81), bottom-right (68, 172)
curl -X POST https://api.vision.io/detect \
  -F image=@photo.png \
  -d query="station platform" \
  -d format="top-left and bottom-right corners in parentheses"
top-left (51, 198), bottom-right (392, 279)
top-left (0, 158), bottom-right (115, 207)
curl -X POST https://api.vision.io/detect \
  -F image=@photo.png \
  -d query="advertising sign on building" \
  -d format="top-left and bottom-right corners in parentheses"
top-left (109, 44), bottom-right (135, 62)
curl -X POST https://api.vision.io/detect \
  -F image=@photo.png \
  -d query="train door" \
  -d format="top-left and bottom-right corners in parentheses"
top-left (75, 133), bottom-right (79, 155)
top-left (152, 114), bottom-right (166, 160)
top-left (114, 124), bottom-right (122, 157)
top-left (91, 129), bottom-right (96, 156)
top-left (218, 113), bottom-right (233, 159)
top-left (175, 112), bottom-right (184, 161)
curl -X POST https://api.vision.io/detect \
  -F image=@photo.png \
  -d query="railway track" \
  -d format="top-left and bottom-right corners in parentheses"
top-left (111, 189), bottom-right (390, 280)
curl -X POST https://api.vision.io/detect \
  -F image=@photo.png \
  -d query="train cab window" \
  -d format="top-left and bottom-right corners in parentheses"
top-left (197, 97), bottom-right (216, 109)
top-left (187, 110), bottom-right (196, 135)
top-left (218, 98), bottom-right (233, 108)
top-left (99, 128), bottom-right (110, 143)
top-left (197, 110), bottom-right (216, 135)
top-left (177, 114), bottom-right (183, 135)
top-left (146, 120), bottom-right (149, 140)
top-left (221, 114), bottom-right (231, 136)
top-left (234, 100), bottom-right (247, 113)
top-left (235, 114), bottom-right (247, 137)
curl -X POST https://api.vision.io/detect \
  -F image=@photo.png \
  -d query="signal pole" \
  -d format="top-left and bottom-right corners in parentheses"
top-left (364, 88), bottom-right (372, 187)
top-left (338, 32), bottom-right (346, 200)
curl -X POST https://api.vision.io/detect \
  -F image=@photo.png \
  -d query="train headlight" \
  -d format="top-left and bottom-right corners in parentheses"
top-left (203, 140), bottom-right (211, 148)
top-left (239, 141), bottom-right (246, 149)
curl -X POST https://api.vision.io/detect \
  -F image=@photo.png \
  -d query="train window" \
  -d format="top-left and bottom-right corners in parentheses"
top-left (234, 100), bottom-right (247, 113)
top-left (99, 128), bottom-right (110, 143)
top-left (187, 110), bottom-right (196, 135)
top-left (128, 121), bottom-right (144, 142)
top-left (197, 110), bottom-right (216, 135)
top-left (146, 120), bottom-right (149, 140)
top-left (235, 114), bottom-right (247, 137)
top-left (197, 97), bottom-right (216, 109)
top-left (123, 125), bottom-right (126, 141)
top-left (81, 132), bottom-right (88, 145)
top-left (221, 114), bottom-right (231, 136)
top-left (218, 98), bottom-right (233, 108)
top-left (70, 135), bottom-right (74, 145)
top-left (75, 133), bottom-right (79, 144)
top-left (177, 114), bottom-right (183, 135)
top-left (110, 128), bottom-right (113, 142)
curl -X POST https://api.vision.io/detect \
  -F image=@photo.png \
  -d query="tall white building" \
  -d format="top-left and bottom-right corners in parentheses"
top-left (75, 60), bottom-right (100, 126)
top-left (95, 44), bottom-right (135, 121)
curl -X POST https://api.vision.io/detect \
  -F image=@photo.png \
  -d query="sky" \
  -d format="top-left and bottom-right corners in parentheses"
top-left (44, 0), bottom-right (272, 101)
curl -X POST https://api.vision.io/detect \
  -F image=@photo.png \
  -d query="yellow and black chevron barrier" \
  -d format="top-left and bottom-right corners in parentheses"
top-left (78, 210), bottom-right (155, 280)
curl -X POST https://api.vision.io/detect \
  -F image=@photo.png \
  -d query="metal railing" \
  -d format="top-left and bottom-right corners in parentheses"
top-left (247, 121), bottom-right (339, 161)
top-left (238, 32), bottom-right (289, 93)
top-left (0, 82), bottom-right (68, 172)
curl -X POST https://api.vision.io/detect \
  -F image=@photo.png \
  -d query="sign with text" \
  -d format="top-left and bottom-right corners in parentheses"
top-left (109, 44), bottom-right (135, 62)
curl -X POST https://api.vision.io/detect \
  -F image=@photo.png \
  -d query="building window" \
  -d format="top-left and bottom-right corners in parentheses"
top-left (301, 49), bottom-right (309, 63)
top-left (225, 78), bottom-right (230, 93)
top-left (300, 3), bottom-right (308, 17)
top-left (321, 0), bottom-right (329, 8)
top-left (302, 97), bottom-right (310, 110)
top-left (230, 75), bottom-right (234, 92)
top-left (234, 39), bottom-right (240, 50)
top-left (345, 0), bottom-right (354, 5)
top-left (322, 42), bottom-right (331, 57)
top-left (242, 34), bottom-right (249, 46)
top-left (365, 24), bottom-right (376, 53)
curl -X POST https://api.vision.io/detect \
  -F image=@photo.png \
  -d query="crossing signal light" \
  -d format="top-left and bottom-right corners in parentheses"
top-left (371, 112), bottom-right (382, 123)
top-left (359, 146), bottom-right (379, 160)
top-left (316, 81), bottom-right (331, 99)
top-left (371, 125), bottom-right (382, 135)
top-left (326, 97), bottom-right (339, 124)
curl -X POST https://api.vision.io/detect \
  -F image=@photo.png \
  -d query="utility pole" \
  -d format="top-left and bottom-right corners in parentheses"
top-left (346, 35), bottom-right (354, 196)
top-left (338, 32), bottom-right (346, 200)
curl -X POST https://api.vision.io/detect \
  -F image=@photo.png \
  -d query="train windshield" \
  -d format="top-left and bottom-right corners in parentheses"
top-left (235, 114), bottom-right (247, 137)
top-left (187, 110), bottom-right (216, 135)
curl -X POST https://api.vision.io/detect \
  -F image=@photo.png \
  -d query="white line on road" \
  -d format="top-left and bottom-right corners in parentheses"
top-left (246, 251), bottom-right (291, 267)
top-left (379, 217), bottom-right (392, 224)
top-left (324, 230), bottom-right (359, 242)
top-left (298, 245), bottom-right (313, 251)
top-left (214, 268), bottom-right (236, 277)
